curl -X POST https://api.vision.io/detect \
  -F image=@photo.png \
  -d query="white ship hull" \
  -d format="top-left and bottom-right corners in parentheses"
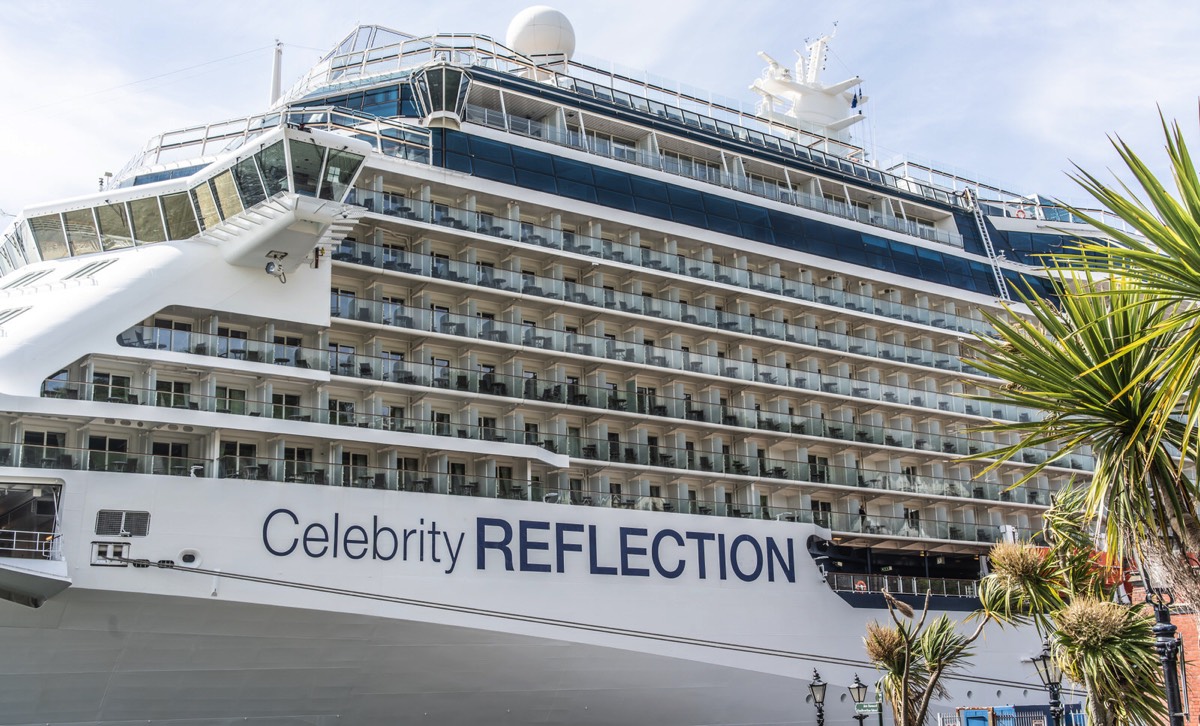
top-left (0, 472), bottom-right (1043, 725)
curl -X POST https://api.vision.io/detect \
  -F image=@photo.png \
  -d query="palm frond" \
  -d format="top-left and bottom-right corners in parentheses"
top-left (1052, 598), bottom-right (1166, 724)
top-left (964, 273), bottom-right (1198, 560)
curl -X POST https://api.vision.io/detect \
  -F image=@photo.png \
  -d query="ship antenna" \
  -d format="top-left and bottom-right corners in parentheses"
top-left (269, 38), bottom-right (283, 106)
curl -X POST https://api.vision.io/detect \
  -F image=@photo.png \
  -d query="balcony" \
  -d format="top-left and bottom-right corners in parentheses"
top-left (346, 192), bottom-right (990, 336)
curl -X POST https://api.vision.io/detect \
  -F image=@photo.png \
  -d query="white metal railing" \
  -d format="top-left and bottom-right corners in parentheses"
top-left (826, 572), bottom-right (978, 598)
top-left (0, 529), bottom-right (62, 561)
top-left (464, 104), bottom-right (967, 249)
top-left (110, 106), bottom-right (430, 187)
top-left (278, 27), bottom-right (869, 158)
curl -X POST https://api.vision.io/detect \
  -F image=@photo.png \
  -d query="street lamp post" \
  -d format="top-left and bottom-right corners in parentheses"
top-left (1030, 641), bottom-right (1063, 726)
top-left (875, 680), bottom-right (885, 726)
top-left (1148, 589), bottom-right (1186, 726)
top-left (808, 669), bottom-right (827, 726)
top-left (848, 673), bottom-right (869, 726)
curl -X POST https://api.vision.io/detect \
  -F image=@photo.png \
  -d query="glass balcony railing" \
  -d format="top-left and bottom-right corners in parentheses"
top-left (345, 191), bottom-right (992, 336)
top-left (113, 324), bottom-right (1089, 471)
top-left (462, 104), bottom-right (968, 249)
top-left (8, 441), bottom-right (210, 477)
top-left (343, 301), bottom-right (1018, 422)
top-left (0, 437), bottom-right (1030, 548)
top-left (43, 378), bottom-right (1071, 506)
top-left (332, 238), bottom-right (989, 380)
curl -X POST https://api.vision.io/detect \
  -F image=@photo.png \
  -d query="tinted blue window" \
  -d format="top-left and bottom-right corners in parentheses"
top-left (888, 241), bottom-right (920, 277)
top-left (668, 186), bottom-right (705, 211)
top-left (629, 176), bottom-right (668, 202)
top-left (742, 223), bottom-right (775, 245)
top-left (512, 146), bottom-right (555, 174)
top-left (471, 137), bottom-right (514, 164)
top-left (471, 158), bottom-right (514, 184)
top-left (553, 157), bottom-right (595, 185)
top-left (132, 164), bottom-right (209, 186)
top-left (703, 194), bottom-right (739, 220)
top-left (400, 85), bottom-right (419, 116)
top-left (739, 202), bottom-right (771, 228)
top-left (635, 197), bottom-right (672, 218)
top-left (365, 87), bottom-right (398, 104)
top-left (442, 131), bottom-right (1052, 299)
top-left (444, 131), bottom-right (470, 156)
top-left (596, 188), bottom-right (636, 212)
top-left (445, 153), bottom-right (473, 174)
top-left (515, 168), bottom-right (557, 194)
top-left (769, 213), bottom-right (806, 249)
top-left (970, 262), bottom-right (998, 294)
top-left (557, 178), bottom-right (598, 203)
top-left (707, 216), bottom-right (741, 236)
top-left (862, 236), bottom-right (893, 272)
top-left (593, 167), bottom-right (632, 194)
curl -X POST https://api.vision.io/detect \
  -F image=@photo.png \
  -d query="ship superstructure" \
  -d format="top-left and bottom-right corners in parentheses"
top-left (0, 9), bottom-right (1097, 725)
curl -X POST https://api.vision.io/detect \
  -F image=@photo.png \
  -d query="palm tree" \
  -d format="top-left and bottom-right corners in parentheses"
top-left (966, 273), bottom-right (1198, 569)
top-left (864, 592), bottom-right (988, 726)
top-left (967, 118), bottom-right (1200, 595)
top-left (863, 492), bottom-right (1165, 726)
top-left (978, 488), bottom-right (1165, 726)
top-left (1064, 118), bottom-right (1200, 457)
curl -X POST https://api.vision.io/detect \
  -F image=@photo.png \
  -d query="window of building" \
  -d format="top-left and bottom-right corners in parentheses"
top-left (155, 380), bottom-right (192, 409)
top-left (328, 398), bottom-right (356, 426)
top-left (87, 435), bottom-right (128, 471)
top-left (93, 372), bottom-right (132, 402)
top-left (283, 447), bottom-right (314, 482)
top-left (272, 392), bottom-right (301, 420)
top-left (216, 386), bottom-right (248, 415)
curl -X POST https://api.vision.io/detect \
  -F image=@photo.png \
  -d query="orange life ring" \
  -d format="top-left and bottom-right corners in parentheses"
top-left (1015, 209), bottom-right (1026, 219)
top-left (854, 580), bottom-right (868, 592)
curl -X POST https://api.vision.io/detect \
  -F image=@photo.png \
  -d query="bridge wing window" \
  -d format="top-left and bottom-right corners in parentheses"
top-left (413, 66), bottom-right (470, 119)
top-left (319, 148), bottom-right (364, 202)
top-left (129, 197), bottom-right (166, 243)
top-left (189, 181), bottom-right (221, 230)
top-left (161, 192), bottom-right (199, 240)
top-left (97, 203), bottom-right (134, 250)
top-left (233, 156), bottom-right (267, 207)
top-left (28, 215), bottom-right (69, 261)
top-left (64, 209), bottom-right (102, 255)
top-left (289, 138), bottom-right (325, 197)
top-left (210, 170), bottom-right (244, 219)
top-left (256, 141), bottom-right (288, 196)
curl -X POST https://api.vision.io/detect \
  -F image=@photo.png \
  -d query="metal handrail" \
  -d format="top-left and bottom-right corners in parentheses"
top-left (825, 572), bottom-right (979, 598)
top-left (0, 529), bottom-right (62, 561)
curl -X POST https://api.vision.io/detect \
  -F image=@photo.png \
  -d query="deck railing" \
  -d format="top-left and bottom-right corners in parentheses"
top-left (826, 572), bottom-right (979, 598)
top-left (0, 529), bottom-right (62, 561)
top-left (0, 438), bottom-right (1034, 547)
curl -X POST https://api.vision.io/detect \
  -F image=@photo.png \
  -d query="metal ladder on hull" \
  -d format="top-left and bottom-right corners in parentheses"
top-left (964, 188), bottom-right (1011, 302)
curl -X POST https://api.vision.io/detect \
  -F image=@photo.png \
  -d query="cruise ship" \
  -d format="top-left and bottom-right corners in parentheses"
top-left (0, 8), bottom-right (1098, 725)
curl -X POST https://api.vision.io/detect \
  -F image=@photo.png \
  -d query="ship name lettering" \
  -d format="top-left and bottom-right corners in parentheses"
top-left (262, 509), bottom-right (466, 573)
top-left (475, 517), bottom-right (794, 583)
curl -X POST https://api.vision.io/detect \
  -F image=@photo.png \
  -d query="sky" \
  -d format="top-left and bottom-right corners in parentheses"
top-left (1, 0), bottom-right (1198, 220)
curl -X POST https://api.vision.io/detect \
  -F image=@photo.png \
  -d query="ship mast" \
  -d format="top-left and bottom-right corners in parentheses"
top-left (269, 39), bottom-right (283, 106)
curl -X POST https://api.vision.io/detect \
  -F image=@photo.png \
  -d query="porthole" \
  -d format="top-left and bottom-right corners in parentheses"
top-left (178, 549), bottom-right (201, 567)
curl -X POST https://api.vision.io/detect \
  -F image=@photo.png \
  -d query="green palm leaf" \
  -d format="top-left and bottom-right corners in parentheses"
top-left (964, 273), bottom-right (1197, 560)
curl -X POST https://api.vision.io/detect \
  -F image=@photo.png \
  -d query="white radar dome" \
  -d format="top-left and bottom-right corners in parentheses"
top-left (506, 6), bottom-right (576, 62)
